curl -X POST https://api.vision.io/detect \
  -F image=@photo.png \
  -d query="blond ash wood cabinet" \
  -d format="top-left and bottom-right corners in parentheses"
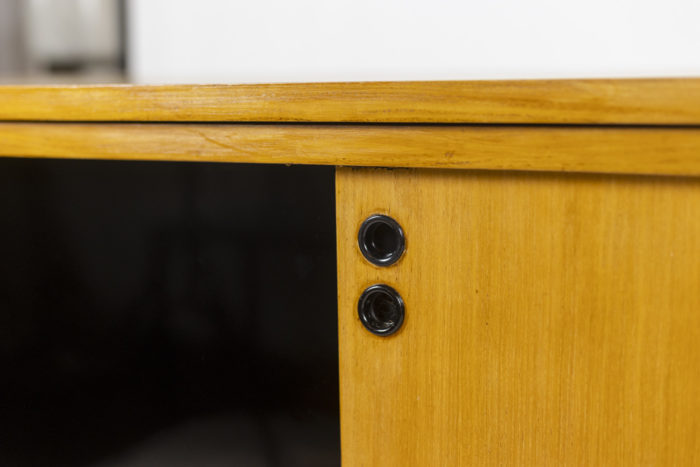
top-left (2, 79), bottom-right (700, 465)
top-left (336, 168), bottom-right (700, 465)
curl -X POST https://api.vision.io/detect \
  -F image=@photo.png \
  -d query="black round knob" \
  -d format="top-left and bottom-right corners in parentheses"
top-left (357, 214), bottom-right (405, 267)
top-left (358, 284), bottom-right (405, 336)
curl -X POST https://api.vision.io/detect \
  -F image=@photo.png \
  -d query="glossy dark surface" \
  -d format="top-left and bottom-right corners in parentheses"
top-left (0, 159), bottom-right (339, 467)
top-left (357, 214), bottom-right (405, 267)
top-left (357, 284), bottom-right (405, 336)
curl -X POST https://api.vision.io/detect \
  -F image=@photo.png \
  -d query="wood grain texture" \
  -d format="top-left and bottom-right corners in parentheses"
top-left (336, 168), bottom-right (700, 466)
top-left (1, 79), bottom-right (700, 124)
top-left (2, 123), bottom-right (700, 176)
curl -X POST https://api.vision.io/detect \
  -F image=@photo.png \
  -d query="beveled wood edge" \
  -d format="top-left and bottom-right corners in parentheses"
top-left (1, 78), bottom-right (700, 125)
top-left (1, 122), bottom-right (699, 176)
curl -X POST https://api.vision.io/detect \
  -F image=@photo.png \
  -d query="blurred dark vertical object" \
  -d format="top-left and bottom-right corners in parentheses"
top-left (117, 0), bottom-right (127, 72)
top-left (0, 0), bottom-right (26, 75)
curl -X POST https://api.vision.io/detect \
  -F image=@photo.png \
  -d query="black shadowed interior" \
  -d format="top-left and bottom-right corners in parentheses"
top-left (0, 158), bottom-right (339, 467)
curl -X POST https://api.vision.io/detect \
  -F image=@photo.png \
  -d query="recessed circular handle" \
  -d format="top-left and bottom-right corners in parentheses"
top-left (358, 284), bottom-right (405, 336)
top-left (357, 214), bottom-right (405, 267)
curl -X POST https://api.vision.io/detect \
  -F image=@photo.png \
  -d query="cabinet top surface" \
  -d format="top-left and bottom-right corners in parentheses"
top-left (1, 78), bottom-right (700, 125)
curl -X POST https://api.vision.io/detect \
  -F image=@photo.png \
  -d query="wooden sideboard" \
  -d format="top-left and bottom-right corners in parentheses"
top-left (1, 79), bottom-right (699, 465)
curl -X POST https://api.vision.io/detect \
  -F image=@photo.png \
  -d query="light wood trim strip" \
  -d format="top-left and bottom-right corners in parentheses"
top-left (1, 123), bottom-right (699, 176)
top-left (1, 79), bottom-right (700, 124)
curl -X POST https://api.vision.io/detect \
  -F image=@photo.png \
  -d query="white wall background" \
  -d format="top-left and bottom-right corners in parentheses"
top-left (127, 0), bottom-right (700, 84)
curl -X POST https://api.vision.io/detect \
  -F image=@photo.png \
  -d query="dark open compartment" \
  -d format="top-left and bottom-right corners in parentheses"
top-left (0, 159), bottom-right (339, 467)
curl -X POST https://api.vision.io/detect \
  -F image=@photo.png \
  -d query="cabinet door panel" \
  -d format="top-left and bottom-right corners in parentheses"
top-left (336, 168), bottom-right (700, 466)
